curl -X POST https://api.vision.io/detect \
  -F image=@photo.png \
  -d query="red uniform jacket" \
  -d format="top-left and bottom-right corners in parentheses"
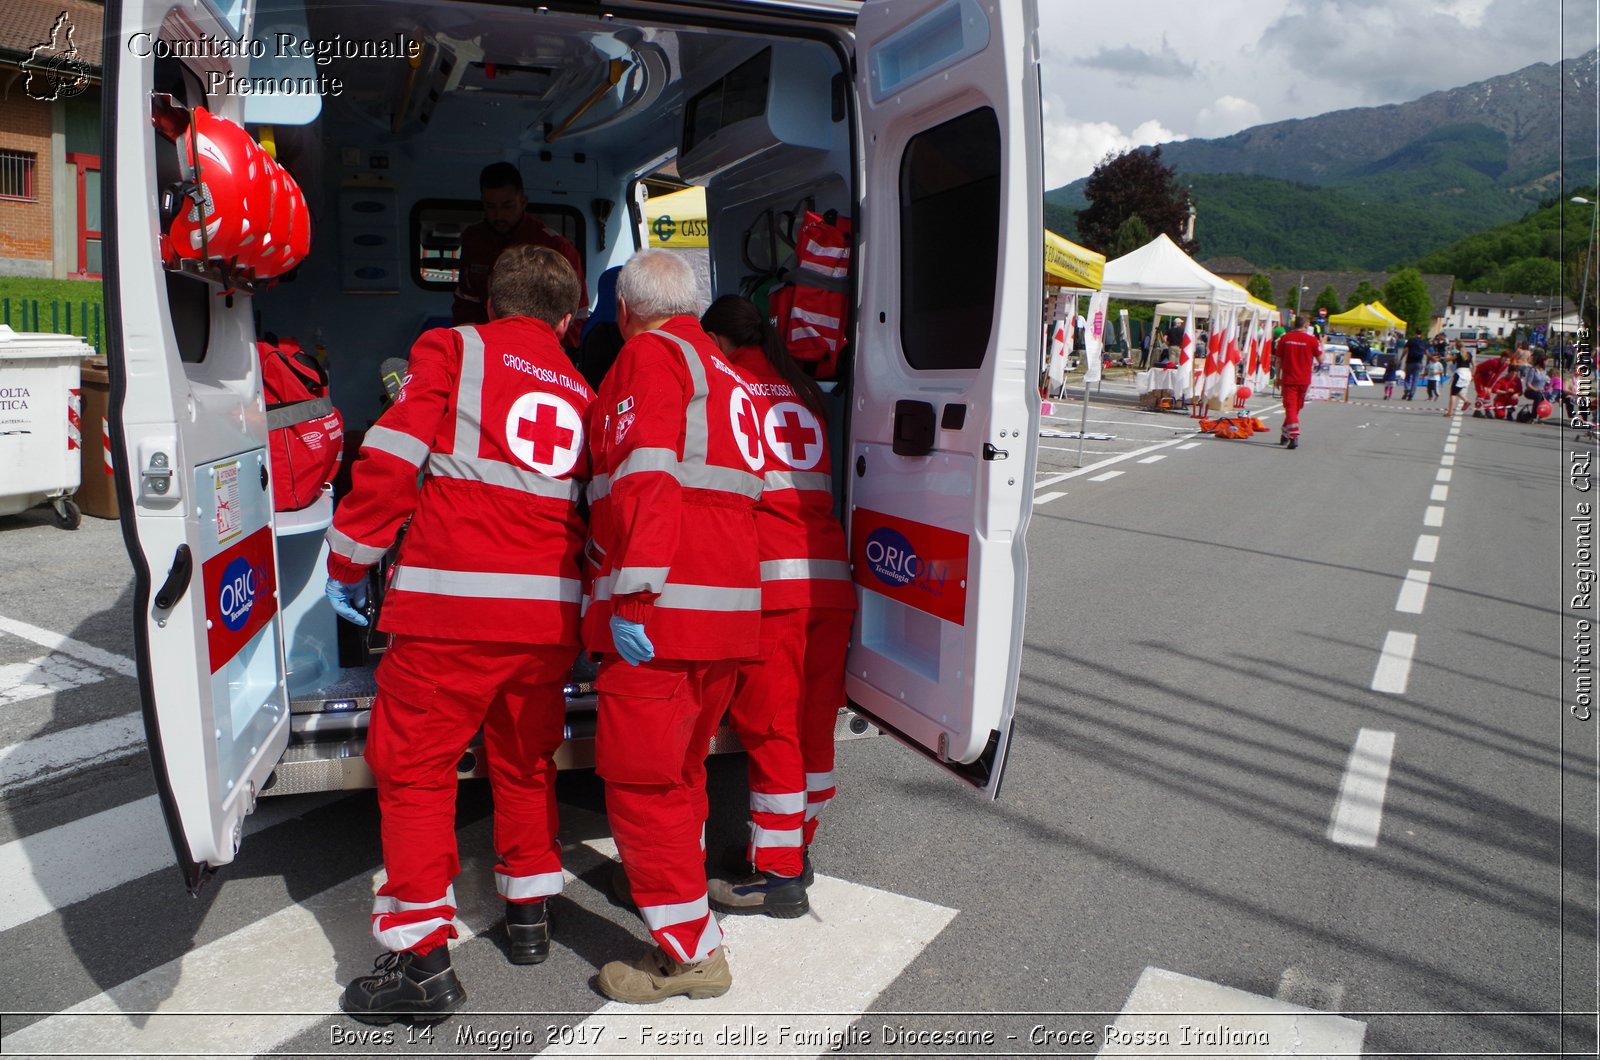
top-left (726, 345), bottom-right (854, 613)
top-left (1275, 331), bottom-right (1320, 387)
top-left (583, 318), bottom-right (763, 660)
top-left (326, 318), bottom-right (593, 646)
top-left (452, 215), bottom-right (588, 325)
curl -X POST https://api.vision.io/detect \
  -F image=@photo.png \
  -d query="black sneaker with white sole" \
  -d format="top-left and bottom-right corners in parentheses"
top-left (707, 871), bottom-right (810, 918)
top-left (340, 948), bottom-right (465, 1024)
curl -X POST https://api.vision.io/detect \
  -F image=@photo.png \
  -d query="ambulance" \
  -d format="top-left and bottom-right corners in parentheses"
top-left (104, 0), bottom-right (1042, 892)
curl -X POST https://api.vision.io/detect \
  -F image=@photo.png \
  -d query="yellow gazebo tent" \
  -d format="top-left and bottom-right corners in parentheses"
top-left (644, 186), bottom-right (708, 248)
top-left (1327, 302), bottom-right (1395, 331)
top-left (1363, 301), bottom-right (1401, 329)
top-left (1045, 229), bottom-right (1104, 289)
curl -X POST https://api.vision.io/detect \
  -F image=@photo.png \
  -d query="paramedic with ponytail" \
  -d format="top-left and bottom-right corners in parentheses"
top-left (585, 251), bottom-right (764, 1003)
top-left (324, 246), bottom-right (592, 1023)
top-left (699, 294), bottom-right (854, 918)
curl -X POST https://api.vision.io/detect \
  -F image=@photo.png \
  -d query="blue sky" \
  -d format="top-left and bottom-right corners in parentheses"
top-left (1037, 0), bottom-right (1599, 186)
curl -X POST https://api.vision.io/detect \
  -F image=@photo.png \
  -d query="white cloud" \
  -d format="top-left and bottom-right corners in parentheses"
top-left (1042, 99), bottom-right (1187, 187)
top-left (1193, 96), bottom-right (1264, 138)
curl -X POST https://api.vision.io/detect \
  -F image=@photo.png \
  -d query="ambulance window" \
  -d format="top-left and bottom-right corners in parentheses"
top-left (410, 199), bottom-right (587, 291)
top-left (898, 107), bottom-right (1000, 372)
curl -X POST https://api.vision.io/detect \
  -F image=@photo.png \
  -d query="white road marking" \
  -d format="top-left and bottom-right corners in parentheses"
top-left (1177, 442), bottom-right (1202, 450)
top-left (1137, 455), bottom-right (1167, 464)
top-left (1371, 632), bottom-right (1417, 694)
top-left (1441, 454), bottom-right (1455, 467)
top-left (0, 714), bottom-right (144, 794)
top-left (1443, 442), bottom-right (1457, 454)
top-left (1033, 491), bottom-right (1067, 505)
top-left (1098, 966), bottom-right (1367, 1056)
top-left (1424, 506), bottom-right (1445, 527)
top-left (0, 654), bottom-right (112, 708)
top-left (1413, 535), bottom-right (1440, 563)
top-left (1437, 469), bottom-right (1453, 482)
top-left (1089, 471), bottom-right (1125, 482)
top-left (1327, 729), bottom-right (1398, 848)
top-left (1431, 484), bottom-right (1449, 502)
top-left (1395, 569), bottom-right (1432, 614)
top-left (547, 840), bottom-right (958, 1057)
top-left (0, 615), bottom-right (136, 677)
top-left (0, 792), bottom-right (343, 933)
top-left (1033, 431), bottom-right (1211, 489)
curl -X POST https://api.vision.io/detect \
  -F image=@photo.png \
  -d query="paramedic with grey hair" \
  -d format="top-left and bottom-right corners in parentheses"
top-left (583, 248), bottom-right (764, 1003)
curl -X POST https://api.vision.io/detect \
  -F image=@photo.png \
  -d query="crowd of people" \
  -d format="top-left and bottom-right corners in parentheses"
top-left (321, 241), bottom-right (853, 1023)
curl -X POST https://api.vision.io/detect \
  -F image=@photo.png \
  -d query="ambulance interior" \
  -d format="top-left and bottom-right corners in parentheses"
top-left (156, 2), bottom-right (867, 792)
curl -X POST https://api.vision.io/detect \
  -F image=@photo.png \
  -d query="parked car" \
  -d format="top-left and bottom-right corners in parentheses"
top-left (1322, 332), bottom-right (1353, 361)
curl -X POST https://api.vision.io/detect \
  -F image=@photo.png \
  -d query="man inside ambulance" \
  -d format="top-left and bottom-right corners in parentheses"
top-left (452, 162), bottom-right (588, 328)
top-left (325, 245), bottom-right (593, 1023)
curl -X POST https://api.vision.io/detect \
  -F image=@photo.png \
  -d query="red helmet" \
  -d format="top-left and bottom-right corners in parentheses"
top-left (167, 108), bottom-right (255, 265)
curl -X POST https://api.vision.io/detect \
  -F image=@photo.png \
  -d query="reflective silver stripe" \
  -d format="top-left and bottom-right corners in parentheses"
top-left (653, 330), bottom-right (711, 472)
top-left (371, 885), bottom-right (457, 948)
top-left (495, 870), bottom-right (564, 901)
top-left (390, 566), bottom-right (581, 602)
top-left (638, 894), bottom-right (710, 932)
top-left (751, 825), bottom-right (804, 848)
top-left (805, 801), bottom-right (828, 822)
top-left (453, 325), bottom-right (486, 459)
top-left (612, 565), bottom-right (672, 596)
top-left (265, 394), bottom-right (333, 431)
top-left (806, 771), bottom-right (836, 793)
top-left (760, 558), bottom-right (852, 583)
top-left (427, 452), bottom-right (582, 501)
top-left (372, 885), bottom-right (457, 915)
top-left (763, 469), bottom-right (832, 493)
top-left (592, 448), bottom-right (762, 503)
top-left (588, 447), bottom-right (679, 502)
top-left (592, 574), bottom-right (761, 613)
top-left (750, 790), bottom-right (806, 815)
top-left (361, 425), bottom-right (430, 468)
top-left (325, 526), bottom-right (387, 566)
top-left (689, 463), bottom-right (762, 499)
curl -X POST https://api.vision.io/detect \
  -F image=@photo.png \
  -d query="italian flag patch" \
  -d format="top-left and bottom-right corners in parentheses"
top-left (617, 396), bottom-right (634, 415)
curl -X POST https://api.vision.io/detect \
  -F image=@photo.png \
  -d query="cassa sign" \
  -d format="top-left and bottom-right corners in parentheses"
top-left (851, 508), bottom-right (969, 625)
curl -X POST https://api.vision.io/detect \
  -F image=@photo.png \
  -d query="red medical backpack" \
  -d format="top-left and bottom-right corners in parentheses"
top-left (257, 336), bottom-right (343, 511)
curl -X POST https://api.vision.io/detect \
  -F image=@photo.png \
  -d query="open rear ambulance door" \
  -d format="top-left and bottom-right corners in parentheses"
top-left (105, 0), bottom-right (288, 892)
top-left (846, 0), bottom-right (1041, 798)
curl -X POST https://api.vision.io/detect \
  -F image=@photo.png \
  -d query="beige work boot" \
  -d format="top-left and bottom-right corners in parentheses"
top-left (596, 946), bottom-right (732, 1004)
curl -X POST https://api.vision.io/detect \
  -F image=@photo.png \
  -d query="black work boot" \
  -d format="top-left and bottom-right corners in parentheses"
top-left (708, 870), bottom-right (810, 918)
top-left (340, 947), bottom-right (465, 1024)
top-left (504, 899), bottom-right (551, 965)
top-left (719, 844), bottom-right (814, 888)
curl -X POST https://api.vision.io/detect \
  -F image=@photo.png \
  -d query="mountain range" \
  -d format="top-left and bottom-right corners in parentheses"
top-left (1045, 48), bottom-right (1599, 271)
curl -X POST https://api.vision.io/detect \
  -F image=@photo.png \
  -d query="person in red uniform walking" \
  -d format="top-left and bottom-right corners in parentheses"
top-left (325, 246), bottom-right (592, 1023)
top-left (584, 250), bottom-right (763, 1003)
top-left (452, 162), bottom-right (588, 326)
top-left (698, 294), bottom-right (854, 918)
top-left (1275, 316), bottom-right (1322, 450)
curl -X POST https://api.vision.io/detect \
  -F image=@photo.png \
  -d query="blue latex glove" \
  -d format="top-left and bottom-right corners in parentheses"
top-left (610, 615), bottom-right (655, 666)
top-left (325, 576), bottom-right (369, 626)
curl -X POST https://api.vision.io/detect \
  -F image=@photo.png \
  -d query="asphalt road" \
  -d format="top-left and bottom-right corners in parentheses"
top-left (0, 391), bottom-right (1593, 1059)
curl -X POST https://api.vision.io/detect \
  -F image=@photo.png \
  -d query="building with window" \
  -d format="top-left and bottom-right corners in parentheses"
top-left (0, 1), bottom-right (103, 279)
top-left (1442, 290), bottom-right (1575, 339)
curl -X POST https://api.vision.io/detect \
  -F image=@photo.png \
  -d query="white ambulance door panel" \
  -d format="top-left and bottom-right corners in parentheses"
top-left (106, 0), bottom-right (287, 892)
top-left (847, 0), bottom-right (1041, 798)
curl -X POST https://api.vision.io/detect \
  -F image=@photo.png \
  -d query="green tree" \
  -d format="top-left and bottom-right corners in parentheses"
top-left (1349, 280), bottom-right (1382, 307)
top-left (1110, 214), bottom-right (1152, 259)
top-left (1076, 146), bottom-right (1197, 256)
top-left (1282, 281), bottom-right (1309, 312)
top-left (1383, 268), bottom-right (1433, 334)
top-left (1313, 285), bottom-right (1342, 315)
top-left (1498, 257), bottom-right (1562, 295)
top-left (1245, 274), bottom-right (1274, 303)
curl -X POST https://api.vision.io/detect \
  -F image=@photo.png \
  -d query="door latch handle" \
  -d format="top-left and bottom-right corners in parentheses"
top-left (154, 544), bottom-right (193, 611)
top-left (982, 442), bottom-right (1009, 461)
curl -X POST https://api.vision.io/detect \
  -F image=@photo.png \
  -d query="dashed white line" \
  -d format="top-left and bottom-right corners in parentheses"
top-left (1137, 455), bottom-right (1167, 464)
top-left (1443, 442), bottom-right (1458, 454)
top-left (1436, 469), bottom-right (1453, 482)
top-left (1431, 484), bottom-right (1449, 502)
top-left (1034, 491), bottom-right (1066, 505)
top-left (1033, 432), bottom-right (1204, 489)
top-left (0, 616), bottom-right (135, 677)
top-left (1177, 442), bottom-right (1202, 450)
top-left (1088, 471), bottom-right (1124, 482)
top-left (1395, 569), bottom-right (1432, 614)
top-left (1441, 454), bottom-right (1455, 467)
top-left (1371, 632), bottom-right (1417, 694)
top-left (1424, 506), bottom-right (1445, 527)
top-left (1413, 535), bottom-right (1440, 563)
top-left (1327, 728), bottom-right (1398, 848)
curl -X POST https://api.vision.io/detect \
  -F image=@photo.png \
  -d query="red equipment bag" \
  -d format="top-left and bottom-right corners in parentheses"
top-left (769, 209), bottom-right (852, 379)
top-left (258, 336), bottom-right (343, 511)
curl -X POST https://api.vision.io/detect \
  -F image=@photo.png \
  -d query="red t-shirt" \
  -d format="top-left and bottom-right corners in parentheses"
top-left (452, 214), bottom-right (588, 325)
top-left (1275, 331), bottom-right (1320, 387)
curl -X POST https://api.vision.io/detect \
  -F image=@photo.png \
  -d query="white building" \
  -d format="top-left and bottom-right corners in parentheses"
top-left (1443, 291), bottom-right (1575, 339)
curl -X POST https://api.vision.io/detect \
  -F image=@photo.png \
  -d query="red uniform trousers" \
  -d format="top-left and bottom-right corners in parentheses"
top-left (595, 657), bottom-right (738, 964)
top-left (1281, 384), bottom-right (1307, 440)
top-left (366, 635), bottom-right (574, 954)
top-left (728, 606), bottom-right (853, 878)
